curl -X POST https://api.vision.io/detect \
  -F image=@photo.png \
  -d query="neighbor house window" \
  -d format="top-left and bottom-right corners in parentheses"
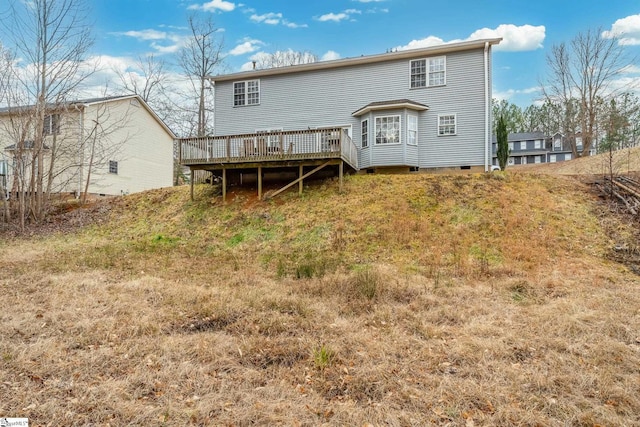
top-left (375, 115), bottom-right (400, 144)
top-left (109, 160), bottom-right (118, 174)
top-left (234, 79), bottom-right (260, 106)
top-left (437, 114), bottom-right (456, 136)
top-left (407, 115), bottom-right (418, 145)
top-left (410, 56), bottom-right (446, 88)
top-left (361, 119), bottom-right (369, 148)
top-left (43, 114), bottom-right (60, 135)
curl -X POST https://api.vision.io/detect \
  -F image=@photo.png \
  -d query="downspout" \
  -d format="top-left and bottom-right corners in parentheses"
top-left (484, 41), bottom-right (490, 172)
top-left (73, 104), bottom-right (85, 198)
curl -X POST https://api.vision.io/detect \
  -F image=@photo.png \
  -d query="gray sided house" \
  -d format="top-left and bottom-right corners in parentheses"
top-left (178, 38), bottom-right (501, 199)
top-left (492, 132), bottom-right (548, 166)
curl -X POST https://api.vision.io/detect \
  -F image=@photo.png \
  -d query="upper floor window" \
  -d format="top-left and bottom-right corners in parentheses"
top-left (43, 114), bottom-right (60, 135)
top-left (234, 79), bottom-right (260, 106)
top-left (437, 114), bottom-right (456, 136)
top-left (108, 160), bottom-right (118, 174)
top-left (361, 119), bottom-right (369, 148)
top-left (375, 115), bottom-right (400, 144)
top-left (410, 56), bottom-right (446, 88)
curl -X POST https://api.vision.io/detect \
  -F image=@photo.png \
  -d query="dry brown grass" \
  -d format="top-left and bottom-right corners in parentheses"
top-left (519, 145), bottom-right (640, 175)
top-left (1, 172), bottom-right (639, 426)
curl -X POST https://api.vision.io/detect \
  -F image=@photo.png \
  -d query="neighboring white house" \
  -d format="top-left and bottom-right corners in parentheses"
top-left (0, 95), bottom-right (175, 196)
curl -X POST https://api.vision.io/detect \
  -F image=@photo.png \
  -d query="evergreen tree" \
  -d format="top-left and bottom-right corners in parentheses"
top-left (496, 114), bottom-right (510, 171)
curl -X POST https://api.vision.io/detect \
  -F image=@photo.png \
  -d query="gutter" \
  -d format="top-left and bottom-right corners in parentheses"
top-left (484, 42), bottom-right (490, 172)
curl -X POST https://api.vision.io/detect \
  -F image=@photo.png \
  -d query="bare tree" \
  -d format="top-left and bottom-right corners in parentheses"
top-left (116, 54), bottom-right (168, 104)
top-left (542, 27), bottom-right (632, 157)
top-left (0, 0), bottom-right (94, 223)
top-left (178, 14), bottom-right (224, 137)
top-left (253, 49), bottom-right (318, 70)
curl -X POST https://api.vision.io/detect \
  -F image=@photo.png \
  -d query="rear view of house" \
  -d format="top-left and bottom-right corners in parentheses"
top-left (178, 38), bottom-right (501, 198)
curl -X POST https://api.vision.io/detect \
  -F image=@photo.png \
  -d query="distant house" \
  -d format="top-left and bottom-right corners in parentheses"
top-left (492, 132), bottom-right (547, 166)
top-left (0, 95), bottom-right (175, 196)
top-left (491, 131), bottom-right (592, 166)
top-left (548, 131), bottom-right (591, 161)
top-left (177, 38), bottom-right (502, 199)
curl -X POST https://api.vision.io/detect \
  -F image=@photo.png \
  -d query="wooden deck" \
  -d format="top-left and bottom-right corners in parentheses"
top-left (176, 128), bottom-right (359, 200)
top-left (178, 127), bottom-right (358, 169)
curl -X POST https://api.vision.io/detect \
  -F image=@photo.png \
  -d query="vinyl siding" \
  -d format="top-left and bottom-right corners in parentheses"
top-left (214, 47), bottom-right (490, 169)
top-left (84, 99), bottom-right (174, 195)
top-left (0, 98), bottom-right (174, 196)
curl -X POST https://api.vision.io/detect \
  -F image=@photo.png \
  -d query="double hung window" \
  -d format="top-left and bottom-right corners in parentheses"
top-left (234, 80), bottom-right (260, 106)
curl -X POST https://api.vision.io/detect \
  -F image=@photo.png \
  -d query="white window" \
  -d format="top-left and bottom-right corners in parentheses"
top-left (437, 114), bottom-right (456, 136)
top-left (508, 142), bottom-right (514, 150)
top-left (375, 115), bottom-right (400, 144)
top-left (534, 155), bottom-right (541, 164)
top-left (407, 115), bottom-right (418, 146)
top-left (410, 56), bottom-right (446, 88)
top-left (549, 154), bottom-right (557, 163)
top-left (108, 160), bottom-right (118, 174)
top-left (43, 114), bottom-right (60, 135)
top-left (534, 139), bottom-right (542, 149)
top-left (234, 80), bottom-right (260, 106)
top-left (361, 119), bottom-right (369, 148)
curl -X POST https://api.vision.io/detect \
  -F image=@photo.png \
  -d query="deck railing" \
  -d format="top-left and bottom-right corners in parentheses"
top-left (178, 127), bottom-right (358, 170)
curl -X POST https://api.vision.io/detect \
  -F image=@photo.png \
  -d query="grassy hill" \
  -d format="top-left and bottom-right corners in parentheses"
top-left (1, 172), bottom-right (639, 426)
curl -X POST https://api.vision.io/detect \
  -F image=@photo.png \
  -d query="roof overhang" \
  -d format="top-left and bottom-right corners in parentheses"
top-left (352, 99), bottom-right (429, 117)
top-left (208, 38), bottom-right (502, 83)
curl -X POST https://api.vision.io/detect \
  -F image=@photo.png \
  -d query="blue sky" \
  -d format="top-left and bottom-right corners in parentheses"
top-left (85, 1), bottom-right (639, 106)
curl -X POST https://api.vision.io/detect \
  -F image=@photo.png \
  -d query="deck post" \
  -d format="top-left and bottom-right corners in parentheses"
top-left (339, 160), bottom-right (344, 193)
top-left (299, 164), bottom-right (303, 195)
top-left (190, 169), bottom-right (194, 201)
top-left (226, 137), bottom-right (231, 161)
top-left (222, 168), bottom-right (227, 202)
top-left (258, 166), bottom-right (263, 200)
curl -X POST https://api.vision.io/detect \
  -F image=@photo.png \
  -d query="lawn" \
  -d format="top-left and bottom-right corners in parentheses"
top-left (1, 172), bottom-right (639, 426)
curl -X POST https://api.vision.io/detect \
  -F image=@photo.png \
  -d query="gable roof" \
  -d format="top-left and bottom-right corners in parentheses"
top-left (209, 38), bottom-right (502, 83)
top-left (491, 132), bottom-right (546, 143)
top-left (0, 95), bottom-right (176, 139)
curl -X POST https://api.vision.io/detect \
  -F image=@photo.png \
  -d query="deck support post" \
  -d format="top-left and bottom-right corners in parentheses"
top-left (339, 160), bottom-right (344, 193)
top-left (190, 169), bottom-right (194, 201)
top-left (258, 166), bottom-right (263, 200)
top-left (222, 168), bottom-right (227, 202)
top-left (299, 164), bottom-right (303, 195)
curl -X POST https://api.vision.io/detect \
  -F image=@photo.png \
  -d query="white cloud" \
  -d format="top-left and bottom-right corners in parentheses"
top-left (396, 24), bottom-right (545, 52)
top-left (493, 86), bottom-right (540, 102)
top-left (317, 12), bottom-right (349, 23)
top-left (111, 29), bottom-right (186, 55)
top-left (396, 36), bottom-right (447, 51)
top-left (249, 11), bottom-right (306, 28)
top-left (469, 24), bottom-right (545, 51)
top-left (250, 12), bottom-right (282, 25)
top-left (112, 29), bottom-right (168, 41)
top-left (344, 9), bottom-right (362, 15)
top-left (188, 0), bottom-right (236, 12)
top-left (321, 50), bottom-right (341, 61)
top-left (621, 64), bottom-right (640, 74)
top-left (602, 14), bottom-right (640, 45)
top-left (229, 39), bottom-right (264, 56)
